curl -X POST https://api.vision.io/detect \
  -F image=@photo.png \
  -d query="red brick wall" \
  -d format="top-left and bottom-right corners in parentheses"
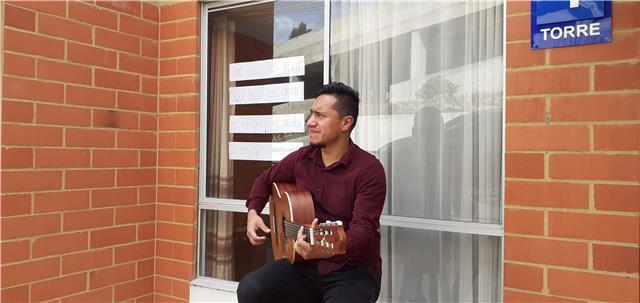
top-left (155, 1), bottom-right (199, 302)
top-left (504, 1), bottom-right (639, 302)
top-left (1, 1), bottom-right (158, 302)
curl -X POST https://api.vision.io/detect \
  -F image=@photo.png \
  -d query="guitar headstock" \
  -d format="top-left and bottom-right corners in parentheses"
top-left (310, 220), bottom-right (347, 254)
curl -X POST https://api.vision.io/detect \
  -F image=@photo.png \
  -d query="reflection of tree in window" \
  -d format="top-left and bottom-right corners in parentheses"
top-left (288, 22), bottom-right (312, 39)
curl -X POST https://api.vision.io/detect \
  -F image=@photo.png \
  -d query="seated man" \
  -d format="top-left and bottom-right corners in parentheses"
top-left (237, 82), bottom-right (386, 303)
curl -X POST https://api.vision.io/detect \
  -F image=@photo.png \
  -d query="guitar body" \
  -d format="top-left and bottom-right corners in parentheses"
top-left (269, 182), bottom-right (346, 264)
top-left (269, 182), bottom-right (314, 264)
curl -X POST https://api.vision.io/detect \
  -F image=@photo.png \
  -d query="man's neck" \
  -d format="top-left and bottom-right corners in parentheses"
top-left (320, 137), bottom-right (350, 168)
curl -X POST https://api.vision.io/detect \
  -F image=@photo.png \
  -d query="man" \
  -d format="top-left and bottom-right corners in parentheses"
top-left (237, 82), bottom-right (386, 303)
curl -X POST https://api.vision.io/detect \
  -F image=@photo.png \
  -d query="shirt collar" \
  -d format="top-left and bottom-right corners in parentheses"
top-left (307, 140), bottom-right (357, 169)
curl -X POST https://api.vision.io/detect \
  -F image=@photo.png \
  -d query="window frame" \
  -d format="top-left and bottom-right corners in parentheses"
top-left (196, 1), bottom-right (506, 298)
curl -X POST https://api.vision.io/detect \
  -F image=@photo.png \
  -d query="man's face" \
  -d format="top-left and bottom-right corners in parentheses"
top-left (307, 94), bottom-right (350, 146)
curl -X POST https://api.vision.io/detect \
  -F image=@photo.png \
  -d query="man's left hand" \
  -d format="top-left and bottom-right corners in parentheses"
top-left (294, 218), bottom-right (335, 260)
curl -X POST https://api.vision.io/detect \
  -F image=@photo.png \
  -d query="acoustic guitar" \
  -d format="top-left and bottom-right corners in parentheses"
top-left (269, 182), bottom-right (347, 264)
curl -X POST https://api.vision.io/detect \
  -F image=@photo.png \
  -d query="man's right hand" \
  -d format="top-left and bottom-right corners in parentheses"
top-left (246, 209), bottom-right (271, 246)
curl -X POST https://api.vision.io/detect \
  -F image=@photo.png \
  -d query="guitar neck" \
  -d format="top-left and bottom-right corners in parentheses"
top-left (282, 220), bottom-right (311, 240)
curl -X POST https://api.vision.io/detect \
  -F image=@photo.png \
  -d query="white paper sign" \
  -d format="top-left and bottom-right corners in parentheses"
top-left (229, 82), bottom-right (304, 105)
top-left (229, 114), bottom-right (306, 134)
top-left (229, 142), bottom-right (303, 161)
top-left (229, 56), bottom-right (305, 81)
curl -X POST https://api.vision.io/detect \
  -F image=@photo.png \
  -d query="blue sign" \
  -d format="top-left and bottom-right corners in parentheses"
top-left (531, 0), bottom-right (612, 49)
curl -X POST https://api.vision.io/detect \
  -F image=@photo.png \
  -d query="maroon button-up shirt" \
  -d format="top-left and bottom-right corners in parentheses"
top-left (246, 141), bottom-right (386, 276)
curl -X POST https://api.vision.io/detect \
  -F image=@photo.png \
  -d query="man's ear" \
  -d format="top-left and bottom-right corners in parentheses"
top-left (341, 116), bottom-right (354, 132)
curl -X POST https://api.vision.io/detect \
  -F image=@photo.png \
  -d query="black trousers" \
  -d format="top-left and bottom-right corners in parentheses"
top-left (237, 259), bottom-right (381, 303)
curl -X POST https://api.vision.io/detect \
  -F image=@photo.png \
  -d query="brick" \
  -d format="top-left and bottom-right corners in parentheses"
top-left (612, 1), bottom-right (640, 30)
top-left (35, 148), bottom-right (89, 169)
top-left (506, 14), bottom-right (529, 41)
top-left (36, 103), bottom-right (91, 126)
top-left (505, 208), bottom-right (544, 236)
top-left (158, 150), bottom-right (197, 167)
top-left (172, 132), bottom-right (198, 150)
top-left (66, 128), bottom-right (116, 148)
top-left (91, 225), bottom-right (137, 248)
top-left (593, 244), bottom-right (639, 274)
top-left (157, 186), bottom-right (196, 205)
top-left (173, 242), bottom-right (194, 262)
top-left (504, 290), bottom-right (586, 303)
top-left (93, 109), bottom-right (139, 130)
top-left (594, 124), bottom-right (640, 151)
top-left (176, 95), bottom-right (198, 112)
top-left (595, 63), bottom-right (640, 91)
top-left (31, 272), bottom-right (87, 302)
top-left (155, 276), bottom-right (172, 296)
top-left (505, 236), bottom-right (588, 268)
top-left (506, 98), bottom-right (545, 123)
top-left (5, 4), bottom-right (36, 31)
top-left (549, 154), bottom-right (640, 181)
top-left (157, 222), bottom-right (194, 243)
top-left (156, 240), bottom-right (173, 258)
top-left (176, 57), bottom-right (198, 76)
top-left (93, 149), bottom-right (139, 167)
top-left (160, 38), bottom-right (198, 58)
top-left (114, 277), bottom-right (154, 302)
top-left (9, 0), bottom-right (66, 17)
top-left (142, 39), bottom-right (158, 58)
top-left (117, 130), bottom-right (157, 149)
top-left (507, 125), bottom-right (588, 151)
top-left (96, 68), bottom-right (141, 92)
top-left (176, 19), bottom-right (198, 38)
top-left (118, 92), bottom-right (157, 112)
top-left (89, 263), bottom-right (136, 289)
top-left (594, 184), bottom-right (640, 212)
top-left (62, 248), bottom-right (113, 274)
top-left (549, 211), bottom-right (639, 243)
top-left (38, 14), bottom-right (92, 43)
top-left (117, 168), bottom-right (156, 187)
top-left (2, 100), bottom-right (33, 123)
top-left (142, 76), bottom-right (158, 94)
top-left (97, 0), bottom-right (141, 16)
top-left (3, 76), bottom-right (64, 103)
top-left (1, 147), bottom-right (33, 169)
top-left (159, 113), bottom-right (197, 131)
top-left (1, 194), bottom-right (31, 217)
top-left (64, 208), bottom-right (114, 231)
top-left (120, 14), bottom-right (157, 40)
top-left (2, 170), bottom-right (62, 193)
top-left (65, 169), bottom-right (115, 189)
top-left (548, 269), bottom-right (639, 302)
top-left (140, 187), bottom-right (156, 204)
top-left (160, 59), bottom-right (177, 76)
top-left (34, 190), bottom-right (90, 213)
top-left (69, 1), bottom-right (118, 30)
top-left (142, 2), bottom-right (159, 22)
top-left (160, 23), bottom-right (177, 40)
top-left (551, 31), bottom-right (640, 64)
top-left (32, 231), bottom-right (88, 257)
top-left (61, 288), bottom-right (113, 303)
top-left (137, 259), bottom-right (154, 278)
top-left (116, 204), bottom-right (155, 224)
top-left (0, 285), bottom-right (29, 303)
top-left (120, 53), bottom-right (158, 76)
top-left (505, 181), bottom-right (588, 209)
top-left (140, 114), bottom-right (157, 131)
top-left (159, 96), bottom-right (177, 113)
top-left (4, 28), bottom-right (64, 59)
top-left (506, 42), bottom-right (544, 68)
top-left (159, 76), bottom-right (198, 95)
top-left (115, 241), bottom-right (154, 263)
top-left (1, 240), bottom-right (30, 263)
top-left (507, 67), bottom-right (589, 96)
top-left (95, 28), bottom-right (141, 54)
top-left (92, 187), bottom-right (138, 208)
top-left (551, 93), bottom-right (640, 122)
top-left (68, 42), bottom-right (118, 69)
top-left (156, 203), bottom-right (174, 222)
top-left (66, 85), bottom-right (117, 108)
top-left (175, 169), bottom-right (197, 187)
top-left (174, 205), bottom-right (195, 224)
top-left (138, 222), bottom-right (155, 241)
top-left (156, 258), bottom-right (191, 280)
top-left (504, 262), bottom-right (543, 291)
top-left (1, 257), bottom-right (59, 287)
top-left (505, 153), bottom-right (544, 178)
top-left (4, 53), bottom-right (36, 77)
top-left (160, 1), bottom-right (197, 21)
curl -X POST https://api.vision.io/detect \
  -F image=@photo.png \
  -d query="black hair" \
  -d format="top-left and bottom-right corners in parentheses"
top-left (314, 82), bottom-right (360, 131)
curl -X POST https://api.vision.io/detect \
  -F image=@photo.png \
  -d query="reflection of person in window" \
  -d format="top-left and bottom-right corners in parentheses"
top-left (237, 82), bottom-right (386, 303)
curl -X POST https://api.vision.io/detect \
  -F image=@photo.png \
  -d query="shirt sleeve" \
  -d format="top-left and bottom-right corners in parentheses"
top-left (245, 149), bottom-right (300, 213)
top-left (342, 160), bottom-right (387, 260)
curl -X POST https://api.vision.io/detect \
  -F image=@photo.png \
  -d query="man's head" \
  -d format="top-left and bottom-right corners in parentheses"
top-left (307, 82), bottom-right (360, 146)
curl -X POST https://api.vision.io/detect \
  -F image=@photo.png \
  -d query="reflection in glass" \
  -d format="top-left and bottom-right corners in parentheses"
top-left (330, 1), bottom-right (504, 224)
top-left (380, 226), bottom-right (501, 302)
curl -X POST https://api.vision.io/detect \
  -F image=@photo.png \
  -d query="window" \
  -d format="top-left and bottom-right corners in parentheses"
top-left (199, 1), bottom-right (504, 301)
